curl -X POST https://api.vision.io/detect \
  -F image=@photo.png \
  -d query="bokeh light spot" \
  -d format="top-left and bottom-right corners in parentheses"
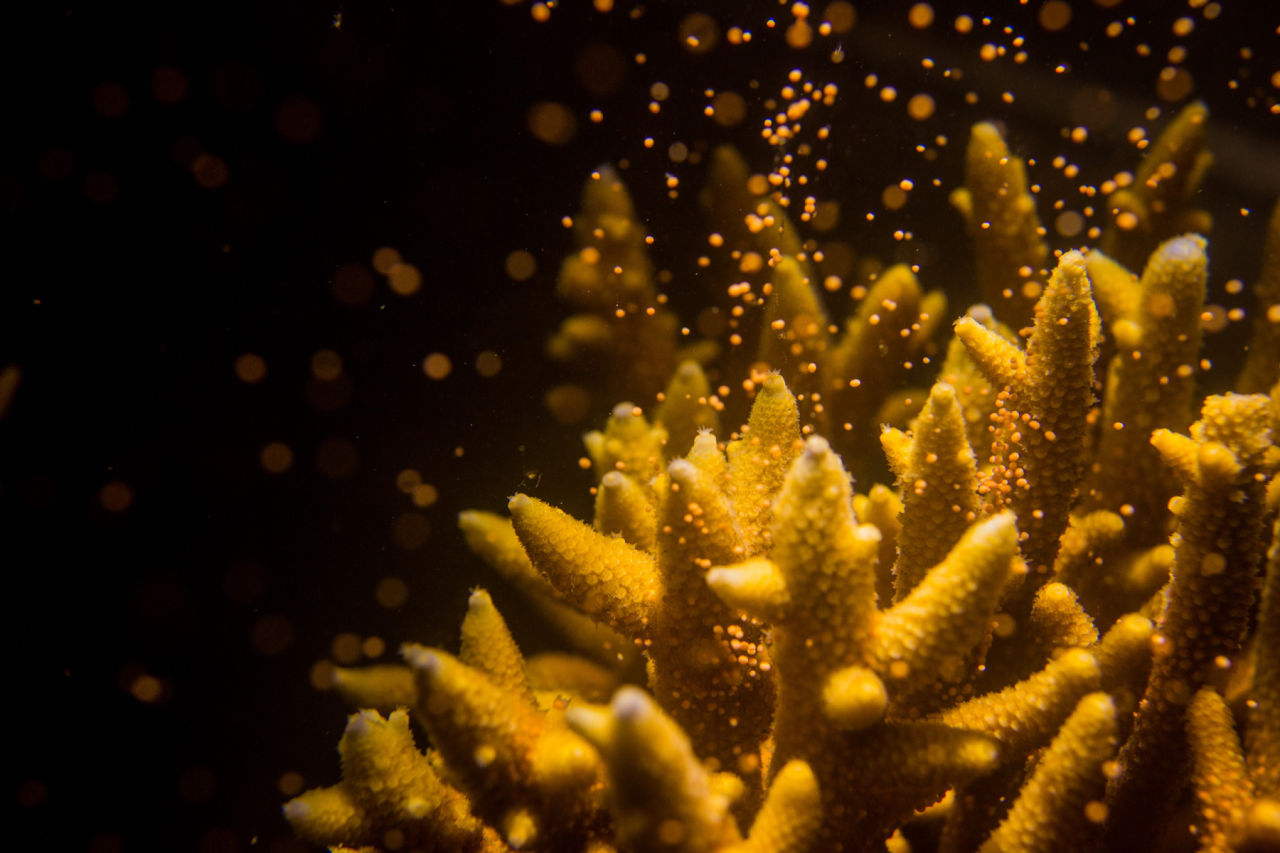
top-left (475, 350), bottom-right (503, 377)
top-left (422, 352), bottom-right (452, 380)
top-left (527, 101), bottom-right (577, 146)
top-left (99, 480), bottom-right (134, 512)
top-left (234, 353), bottom-right (267, 383)
top-left (505, 249), bottom-right (537, 281)
top-left (260, 442), bottom-right (294, 474)
top-left (393, 512), bottom-right (431, 550)
top-left (376, 576), bottom-right (409, 609)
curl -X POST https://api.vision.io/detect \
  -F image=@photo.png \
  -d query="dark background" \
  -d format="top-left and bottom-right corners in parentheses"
top-left (5, 2), bottom-right (1277, 851)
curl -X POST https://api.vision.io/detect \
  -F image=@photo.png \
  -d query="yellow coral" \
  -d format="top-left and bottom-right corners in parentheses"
top-left (288, 93), bottom-right (1280, 853)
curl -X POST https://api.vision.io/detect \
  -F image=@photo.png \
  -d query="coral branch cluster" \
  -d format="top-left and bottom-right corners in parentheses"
top-left (286, 104), bottom-right (1280, 852)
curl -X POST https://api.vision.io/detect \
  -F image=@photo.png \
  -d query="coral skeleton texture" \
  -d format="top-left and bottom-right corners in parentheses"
top-left (285, 100), bottom-right (1280, 853)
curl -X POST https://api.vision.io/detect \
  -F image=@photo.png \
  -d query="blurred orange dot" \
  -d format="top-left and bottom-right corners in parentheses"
top-left (527, 101), bottom-right (578, 146)
top-left (710, 91), bottom-right (746, 127)
top-left (906, 93), bottom-right (936, 120)
top-left (316, 437), bottom-right (359, 479)
top-left (234, 353), bottom-right (267, 383)
top-left (372, 246), bottom-right (402, 275)
top-left (422, 352), bottom-right (452, 379)
top-left (824, 1), bottom-right (856, 33)
top-left (396, 468), bottom-right (422, 493)
top-left (192, 154), bottom-right (229, 189)
top-left (151, 67), bottom-right (188, 104)
top-left (91, 81), bottom-right (130, 117)
top-left (546, 383), bottom-right (592, 425)
top-left (393, 512), bottom-right (431, 549)
top-left (309, 659), bottom-right (336, 690)
top-left (331, 263), bottom-right (375, 306)
top-left (475, 350), bottom-right (503, 377)
top-left (330, 632), bottom-right (362, 664)
top-left (1038, 1), bottom-right (1072, 32)
top-left (505, 249), bottom-right (537, 281)
top-left (276, 96), bottom-right (322, 143)
top-left (278, 771), bottom-right (305, 797)
top-left (375, 576), bottom-right (409, 608)
top-left (411, 483), bottom-right (439, 508)
top-left (387, 262), bottom-right (422, 295)
top-left (252, 613), bottom-right (295, 655)
top-left (38, 146), bottom-right (75, 181)
top-left (130, 674), bottom-right (163, 702)
top-left (310, 349), bottom-right (343, 380)
top-left (260, 442), bottom-right (294, 473)
top-left (908, 3), bottom-right (934, 29)
top-left (84, 171), bottom-right (119, 205)
top-left (678, 12), bottom-right (720, 53)
top-left (99, 481), bottom-right (134, 512)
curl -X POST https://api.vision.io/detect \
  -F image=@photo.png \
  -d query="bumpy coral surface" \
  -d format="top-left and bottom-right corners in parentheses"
top-left (285, 80), bottom-right (1280, 853)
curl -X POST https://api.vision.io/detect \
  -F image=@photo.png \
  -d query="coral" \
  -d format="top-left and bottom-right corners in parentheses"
top-left (285, 98), bottom-right (1280, 853)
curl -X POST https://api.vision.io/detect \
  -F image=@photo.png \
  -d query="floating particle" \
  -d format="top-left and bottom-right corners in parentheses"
top-left (252, 613), bottom-right (295, 655)
top-left (37, 145), bottom-right (74, 181)
top-left (91, 81), bottom-right (129, 118)
top-left (505, 249), bottom-right (537, 281)
top-left (825, 1), bottom-right (856, 32)
top-left (679, 12), bottom-right (720, 54)
top-left (1172, 16), bottom-right (1194, 36)
top-left (475, 350), bottom-right (503, 378)
top-left (316, 437), bottom-right (359, 479)
top-left (574, 43), bottom-right (627, 96)
top-left (955, 14), bottom-right (974, 33)
top-left (99, 481), bottom-right (134, 512)
top-left (310, 349), bottom-right (342, 381)
top-left (331, 632), bottom-right (362, 664)
top-left (882, 184), bottom-right (908, 210)
top-left (907, 92), bottom-right (936, 120)
top-left (260, 442), bottom-right (294, 474)
top-left (1156, 66), bottom-right (1194, 101)
top-left (278, 771), bottom-right (305, 797)
top-left (393, 512), bottom-right (431, 550)
top-left (371, 247), bottom-right (401, 274)
top-left (709, 91), bottom-right (747, 126)
top-left (908, 2), bottom-right (934, 29)
top-left (527, 101), bottom-right (577, 145)
top-left (546, 383), bottom-right (592, 425)
top-left (191, 154), bottom-right (228, 189)
top-left (151, 67), bottom-right (187, 104)
top-left (375, 576), bottom-right (409, 609)
top-left (422, 352), bottom-right (452, 380)
top-left (331, 263), bottom-right (374, 306)
top-left (411, 483), bottom-right (439, 508)
top-left (1039, 1), bottom-right (1072, 32)
top-left (787, 19), bottom-right (814, 48)
top-left (396, 468), bottom-right (421, 493)
top-left (1055, 210), bottom-right (1085, 237)
top-left (1200, 305), bottom-right (1228, 333)
top-left (276, 96), bottom-right (322, 143)
top-left (234, 353), bottom-right (267, 383)
top-left (130, 673), bottom-right (163, 702)
top-left (387, 262), bottom-right (422, 295)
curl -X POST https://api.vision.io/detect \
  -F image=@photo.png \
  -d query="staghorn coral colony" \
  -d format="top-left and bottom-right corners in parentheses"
top-left (284, 4), bottom-right (1280, 852)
